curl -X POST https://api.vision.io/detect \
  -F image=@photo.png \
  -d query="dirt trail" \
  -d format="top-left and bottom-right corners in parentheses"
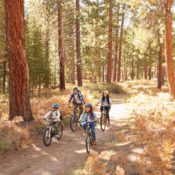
top-left (0, 94), bottom-right (129, 175)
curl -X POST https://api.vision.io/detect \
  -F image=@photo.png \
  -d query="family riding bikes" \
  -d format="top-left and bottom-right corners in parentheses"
top-left (43, 87), bottom-right (112, 153)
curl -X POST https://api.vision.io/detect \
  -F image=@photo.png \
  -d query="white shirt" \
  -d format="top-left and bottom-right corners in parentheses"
top-left (74, 94), bottom-right (81, 104)
top-left (43, 110), bottom-right (61, 121)
top-left (99, 97), bottom-right (112, 107)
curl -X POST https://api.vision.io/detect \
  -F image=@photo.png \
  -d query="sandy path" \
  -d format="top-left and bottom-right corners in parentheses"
top-left (0, 94), bottom-right (128, 175)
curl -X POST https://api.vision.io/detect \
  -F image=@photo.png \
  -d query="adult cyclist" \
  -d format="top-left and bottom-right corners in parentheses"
top-left (68, 87), bottom-right (85, 115)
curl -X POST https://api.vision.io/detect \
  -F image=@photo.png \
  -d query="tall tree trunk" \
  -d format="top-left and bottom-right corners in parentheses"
top-left (165, 0), bottom-right (175, 97)
top-left (113, 4), bottom-right (120, 82)
top-left (158, 43), bottom-right (163, 89)
top-left (5, 0), bottom-right (33, 121)
top-left (2, 61), bottom-right (7, 94)
top-left (76, 0), bottom-right (82, 86)
top-left (58, 0), bottom-right (65, 90)
top-left (107, 0), bottom-right (113, 83)
top-left (103, 64), bottom-right (105, 82)
top-left (145, 65), bottom-right (148, 80)
top-left (131, 57), bottom-right (134, 80)
top-left (117, 5), bottom-right (125, 82)
top-left (45, 18), bottom-right (50, 88)
top-left (71, 30), bottom-right (75, 84)
top-left (148, 66), bottom-right (152, 80)
top-left (136, 59), bottom-right (140, 79)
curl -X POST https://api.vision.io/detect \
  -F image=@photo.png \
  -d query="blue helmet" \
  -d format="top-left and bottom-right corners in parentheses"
top-left (85, 103), bottom-right (92, 108)
top-left (52, 104), bottom-right (58, 109)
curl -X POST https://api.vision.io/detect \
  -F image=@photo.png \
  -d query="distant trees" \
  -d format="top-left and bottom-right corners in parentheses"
top-left (5, 0), bottom-right (33, 121)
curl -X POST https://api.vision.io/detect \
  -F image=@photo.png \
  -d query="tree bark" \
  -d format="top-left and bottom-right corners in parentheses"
top-left (131, 57), bottom-right (134, 80)
top-left (165, 0), bottom-right (175, 97)
top-left (148, 66), bottom-right (152, 80)
top-left (58, 0), bottom-right (65, 90)
top-left (117, 5), bottom-right (125, 82)
top-left (107, 0), bottom-right (113, 83)
top-left (136, 59), bottom-right (140, 80)
top-left (145, 65), bottom-right (148, 80)
top-left (2, 61), bottom-right (7, 94)
top-left (45, 17), bottom-right (50, 88)
top-left (158, 43), bottom-right (163, 89)
top-left (76, 0), bottom-right (82, 86)
top-left (5, 0), bottom-right (33, 121)
top-left (113, 4), bottom-right (120, 82)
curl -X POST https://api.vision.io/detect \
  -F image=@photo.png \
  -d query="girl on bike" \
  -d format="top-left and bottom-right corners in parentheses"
top-left (98, 91), bottom-right (112, 127)
top-left (79, 104), bottom-right (97, 145)
top-left (43, 104), bottom-right (62, 138)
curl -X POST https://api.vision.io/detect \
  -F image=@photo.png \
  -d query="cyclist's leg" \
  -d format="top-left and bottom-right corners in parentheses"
top-left (79, 104), bottom-right (83, 116)
top-left (90, 122), bottom-right (96, 141)
top-left (106, 107), bottom-right (110, 126)
top-left (54, 121), bottom-right (59, 133)
top-left (82, 123), bottom-right (88, 131)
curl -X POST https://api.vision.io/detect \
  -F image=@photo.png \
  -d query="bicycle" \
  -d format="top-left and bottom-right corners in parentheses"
top-left (43, 119), bottom-right (63, 146)
top-left (100, 104), bottom-right (107, 132)
top-left (69, 103), bottom-right (82, 132)
top-left (81, 121), bottom-right (95, 154)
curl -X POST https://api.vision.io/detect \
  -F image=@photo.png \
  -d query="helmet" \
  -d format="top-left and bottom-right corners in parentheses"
top-left (52, 104), bottom-right (58, 109)
top-left (103, 90), bottom-right (109, 94)
top-left (85, 103), bottom-right (93, 108)
top-left (73, 87), bottom-right (78, 91)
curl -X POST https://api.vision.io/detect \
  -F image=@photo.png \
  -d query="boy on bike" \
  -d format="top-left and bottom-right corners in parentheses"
top-left (68, 87), bottom-right (85, 115)
top-left (98, 91), bottom-right (112, 127)
top-left (43, 104), bottom-right (62, 138)
top-left (79, 104), bottom-right (97, 145)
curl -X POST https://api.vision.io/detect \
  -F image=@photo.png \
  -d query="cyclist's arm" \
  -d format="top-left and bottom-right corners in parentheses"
top-left (79, 112), bottom-right (84, 122)
top-left (92, 112), bottom-right (98, 121)
top-left (68, 94), bottom-right (73, 105)
top-left (79, 93), bottom-right (85, 104)
top-left (109, 98), bottom-right (112, 106)
top-left (97, 97), bottom-right (102, 105)
top-left (43, 111), bottom-right (52, 120)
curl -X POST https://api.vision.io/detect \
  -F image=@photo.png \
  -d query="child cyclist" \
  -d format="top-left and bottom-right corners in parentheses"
top-left (79, 104), bottom-right (98, 145)
top-left (43, 104), bottom-right (62, 138)
top-left (98, 91), bottom-right (112, 127)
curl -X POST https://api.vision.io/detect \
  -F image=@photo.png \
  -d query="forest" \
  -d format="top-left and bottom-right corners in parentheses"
top-left (0, 0), bottom-right (175, 174)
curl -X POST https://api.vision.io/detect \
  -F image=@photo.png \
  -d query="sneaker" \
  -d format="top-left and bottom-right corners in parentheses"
top-left (55, 134), bottom-right (59, 138)
top-left (93, 140), bottom-right (97, 145)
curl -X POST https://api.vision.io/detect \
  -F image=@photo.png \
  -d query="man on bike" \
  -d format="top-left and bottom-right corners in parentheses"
top-left (68, 87), bottom-right (85, 115)
top-left (98, 91), bottom-right (112, 127)
top-left (79, 104), bottom-right (97, 145)
top-left (43, 104), bottom-right (62, 138)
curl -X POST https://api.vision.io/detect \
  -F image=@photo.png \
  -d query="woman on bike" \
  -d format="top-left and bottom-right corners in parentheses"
top-left (98, 91), bottom-right (112, 127)
top-left (79, 104), bottom-right (97, 145)
top-left (43, 104), bottom-right (62, 138)
top-left (68, 87), bottom-right (85, 115)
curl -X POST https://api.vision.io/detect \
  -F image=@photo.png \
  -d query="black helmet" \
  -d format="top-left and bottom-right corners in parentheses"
top-left (73, 87), bottom-right (78, 91)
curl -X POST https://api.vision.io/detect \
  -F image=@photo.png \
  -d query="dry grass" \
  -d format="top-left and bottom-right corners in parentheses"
top-left (81, 81), bottom-right (175, 175)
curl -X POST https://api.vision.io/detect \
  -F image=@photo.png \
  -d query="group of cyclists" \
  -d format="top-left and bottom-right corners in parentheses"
top-left (43, 87), bottom-right (112, 146)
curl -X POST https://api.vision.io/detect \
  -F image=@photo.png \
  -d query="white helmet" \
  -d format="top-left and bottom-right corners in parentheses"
top-left (103, 90), bottom-right (109, 94)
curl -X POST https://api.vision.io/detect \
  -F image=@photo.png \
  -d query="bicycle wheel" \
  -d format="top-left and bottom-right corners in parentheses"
top-left (100, 113), bottom-right (107, 131)
top-left (86, 134), bottom-right (91, 154)
top-left (56, 123), bottom-right (63, 140)
top-left (43, 127), bottom-right (52, 146)
top-left (70, 115), bottom-right (78, 132)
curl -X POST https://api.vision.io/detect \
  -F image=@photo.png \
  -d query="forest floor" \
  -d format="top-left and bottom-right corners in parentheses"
top-left (0, 92), bottom-right (129, 175)
top-left (0, 81), bottom-right (175, 175)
